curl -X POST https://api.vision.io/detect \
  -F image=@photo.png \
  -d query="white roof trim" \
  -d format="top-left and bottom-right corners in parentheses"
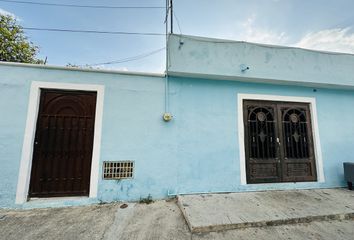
top-left (0, 61), bottom-right (166, 78)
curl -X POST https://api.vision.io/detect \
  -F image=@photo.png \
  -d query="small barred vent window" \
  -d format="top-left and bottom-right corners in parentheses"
top-left (103, 161), bottom-right (134, 180)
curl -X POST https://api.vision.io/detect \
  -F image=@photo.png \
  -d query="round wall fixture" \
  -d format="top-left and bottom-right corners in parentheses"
top-left (163, 113), bottom-right (173, 122)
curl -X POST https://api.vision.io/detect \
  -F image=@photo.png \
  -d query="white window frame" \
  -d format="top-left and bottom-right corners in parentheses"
top-left (15, 81), bottom-right (105, 204)
top-left (237, 93), bottom-right (325, 185)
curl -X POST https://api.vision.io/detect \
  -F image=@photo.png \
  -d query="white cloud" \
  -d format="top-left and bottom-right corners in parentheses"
top-left (233, 14), bottom-right (354, 54)
top-left (234, 14), bottom-right (288, 45)
top-left (0, 8), bottom-right (17, 18)
top-left (295, 28), bottom-right (354, 54)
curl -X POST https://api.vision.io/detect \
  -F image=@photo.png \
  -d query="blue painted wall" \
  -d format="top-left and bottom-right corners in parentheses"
top-left (0, 64), bottom-right (352, 208)
top-left (168, 34), bottom-right (354, 88)
top-left (168, 76), bottom-right (351, 194)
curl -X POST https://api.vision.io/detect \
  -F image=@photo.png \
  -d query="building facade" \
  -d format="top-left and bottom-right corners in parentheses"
top-left (0, 34), bottom-right (353, 208)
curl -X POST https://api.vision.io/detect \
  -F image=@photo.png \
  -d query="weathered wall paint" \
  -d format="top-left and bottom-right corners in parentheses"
top-left (0, 64), bottom-right (176, 208)
top-left (167, 76), bottom-right (351, 195)
top-left (0, 64), bottom-right (352, 209)
top-left (168, 34), bottom-right (354, 88)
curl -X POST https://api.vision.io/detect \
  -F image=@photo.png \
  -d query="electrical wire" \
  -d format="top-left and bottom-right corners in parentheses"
top-left (22, 27), bottom-right (165, 36)
top-left (173, 11), bottom-right (182, 34)
top-left (86, 47), bottom-right (166, 66)
top-left (0, 0), bottom-right (165, 9)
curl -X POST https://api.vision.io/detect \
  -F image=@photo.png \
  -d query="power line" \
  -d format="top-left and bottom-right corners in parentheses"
top-left (0, 0), bottom-right (164, 9)
top-left (86, 47), bottom-right (166, 66)
top-left (22, 27), bottom-right (165, 36)
top-left (173, 11), bottom-right (182, 34)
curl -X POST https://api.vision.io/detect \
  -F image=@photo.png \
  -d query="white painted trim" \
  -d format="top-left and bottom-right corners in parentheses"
top-left (167, 71), bottom-right (354, 91)
top-left (0, 61), bottom-right (165, 78)
top-left (16, 81), bottom-right (105, 204)
top-left (237, 93), bottom-right (325, 185)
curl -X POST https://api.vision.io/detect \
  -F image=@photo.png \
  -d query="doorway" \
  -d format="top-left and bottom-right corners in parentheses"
top-left (243, 100), bottom-right (317, 184)
top-left (29, 89), bottom-right (97, 197)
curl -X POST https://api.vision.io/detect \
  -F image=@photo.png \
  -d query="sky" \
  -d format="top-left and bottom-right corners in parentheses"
top-left (1, 0), bottom-right (354, 73)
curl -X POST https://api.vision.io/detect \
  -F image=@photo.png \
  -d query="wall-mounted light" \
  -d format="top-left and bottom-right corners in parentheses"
top-left (178, 39), bottom-right (184, 50)
top-left (240, 64), bottom-right (250, 72)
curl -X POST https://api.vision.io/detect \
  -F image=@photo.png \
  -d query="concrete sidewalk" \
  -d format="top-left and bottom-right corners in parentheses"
top-left (178, 188), bottom-right (354, 233)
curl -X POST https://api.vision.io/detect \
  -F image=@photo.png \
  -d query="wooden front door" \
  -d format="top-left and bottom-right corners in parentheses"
top-left (243, 100), bottom-right (317, 184)
top-left (29, 89), bottom-right (97, 198)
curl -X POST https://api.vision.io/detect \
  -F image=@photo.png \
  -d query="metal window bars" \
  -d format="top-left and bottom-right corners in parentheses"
top-left (103, 161), bottom-right (134, 180)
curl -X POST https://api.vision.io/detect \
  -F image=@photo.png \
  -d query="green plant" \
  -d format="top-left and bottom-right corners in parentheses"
top-left (139, 194), bottom-right (153, 204)
top-left (0, 14), bottom-right (44, 64)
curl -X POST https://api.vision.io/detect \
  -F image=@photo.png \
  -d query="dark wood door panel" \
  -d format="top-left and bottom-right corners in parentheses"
top-left (282, 161), bottom-right (317, 182)
top-left (29, 89), bottom-right (97, 198)
top-left (243, 100), bottom-right (281, 183)
top-left (278, 103), bottom-right (317, 182)
top-left (248, 161), bottom-right (281, 183)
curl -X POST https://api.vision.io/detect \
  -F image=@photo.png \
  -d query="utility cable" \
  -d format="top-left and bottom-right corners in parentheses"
top-left (0, 0), bottom-right (164, 9)
top-left (22, 27), bottom-right (165, 36)
top-left (173, 11), bottom-right (182, 34)
top-left (86, 47), bottom-right (166, 66)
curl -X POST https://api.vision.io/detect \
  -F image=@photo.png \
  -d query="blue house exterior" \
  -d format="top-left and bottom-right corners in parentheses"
top-left (1, 34), bottom-right (354, 208)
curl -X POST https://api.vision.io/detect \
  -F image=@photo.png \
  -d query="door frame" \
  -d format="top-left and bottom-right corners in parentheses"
top-left (16, 81), bottom-right (105, 204)
top-left (238, 93), bottom-right (325, 185)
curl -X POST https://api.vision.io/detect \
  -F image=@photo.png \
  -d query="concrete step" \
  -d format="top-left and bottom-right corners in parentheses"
top-left (177, 188), bottom-right (354, 233)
